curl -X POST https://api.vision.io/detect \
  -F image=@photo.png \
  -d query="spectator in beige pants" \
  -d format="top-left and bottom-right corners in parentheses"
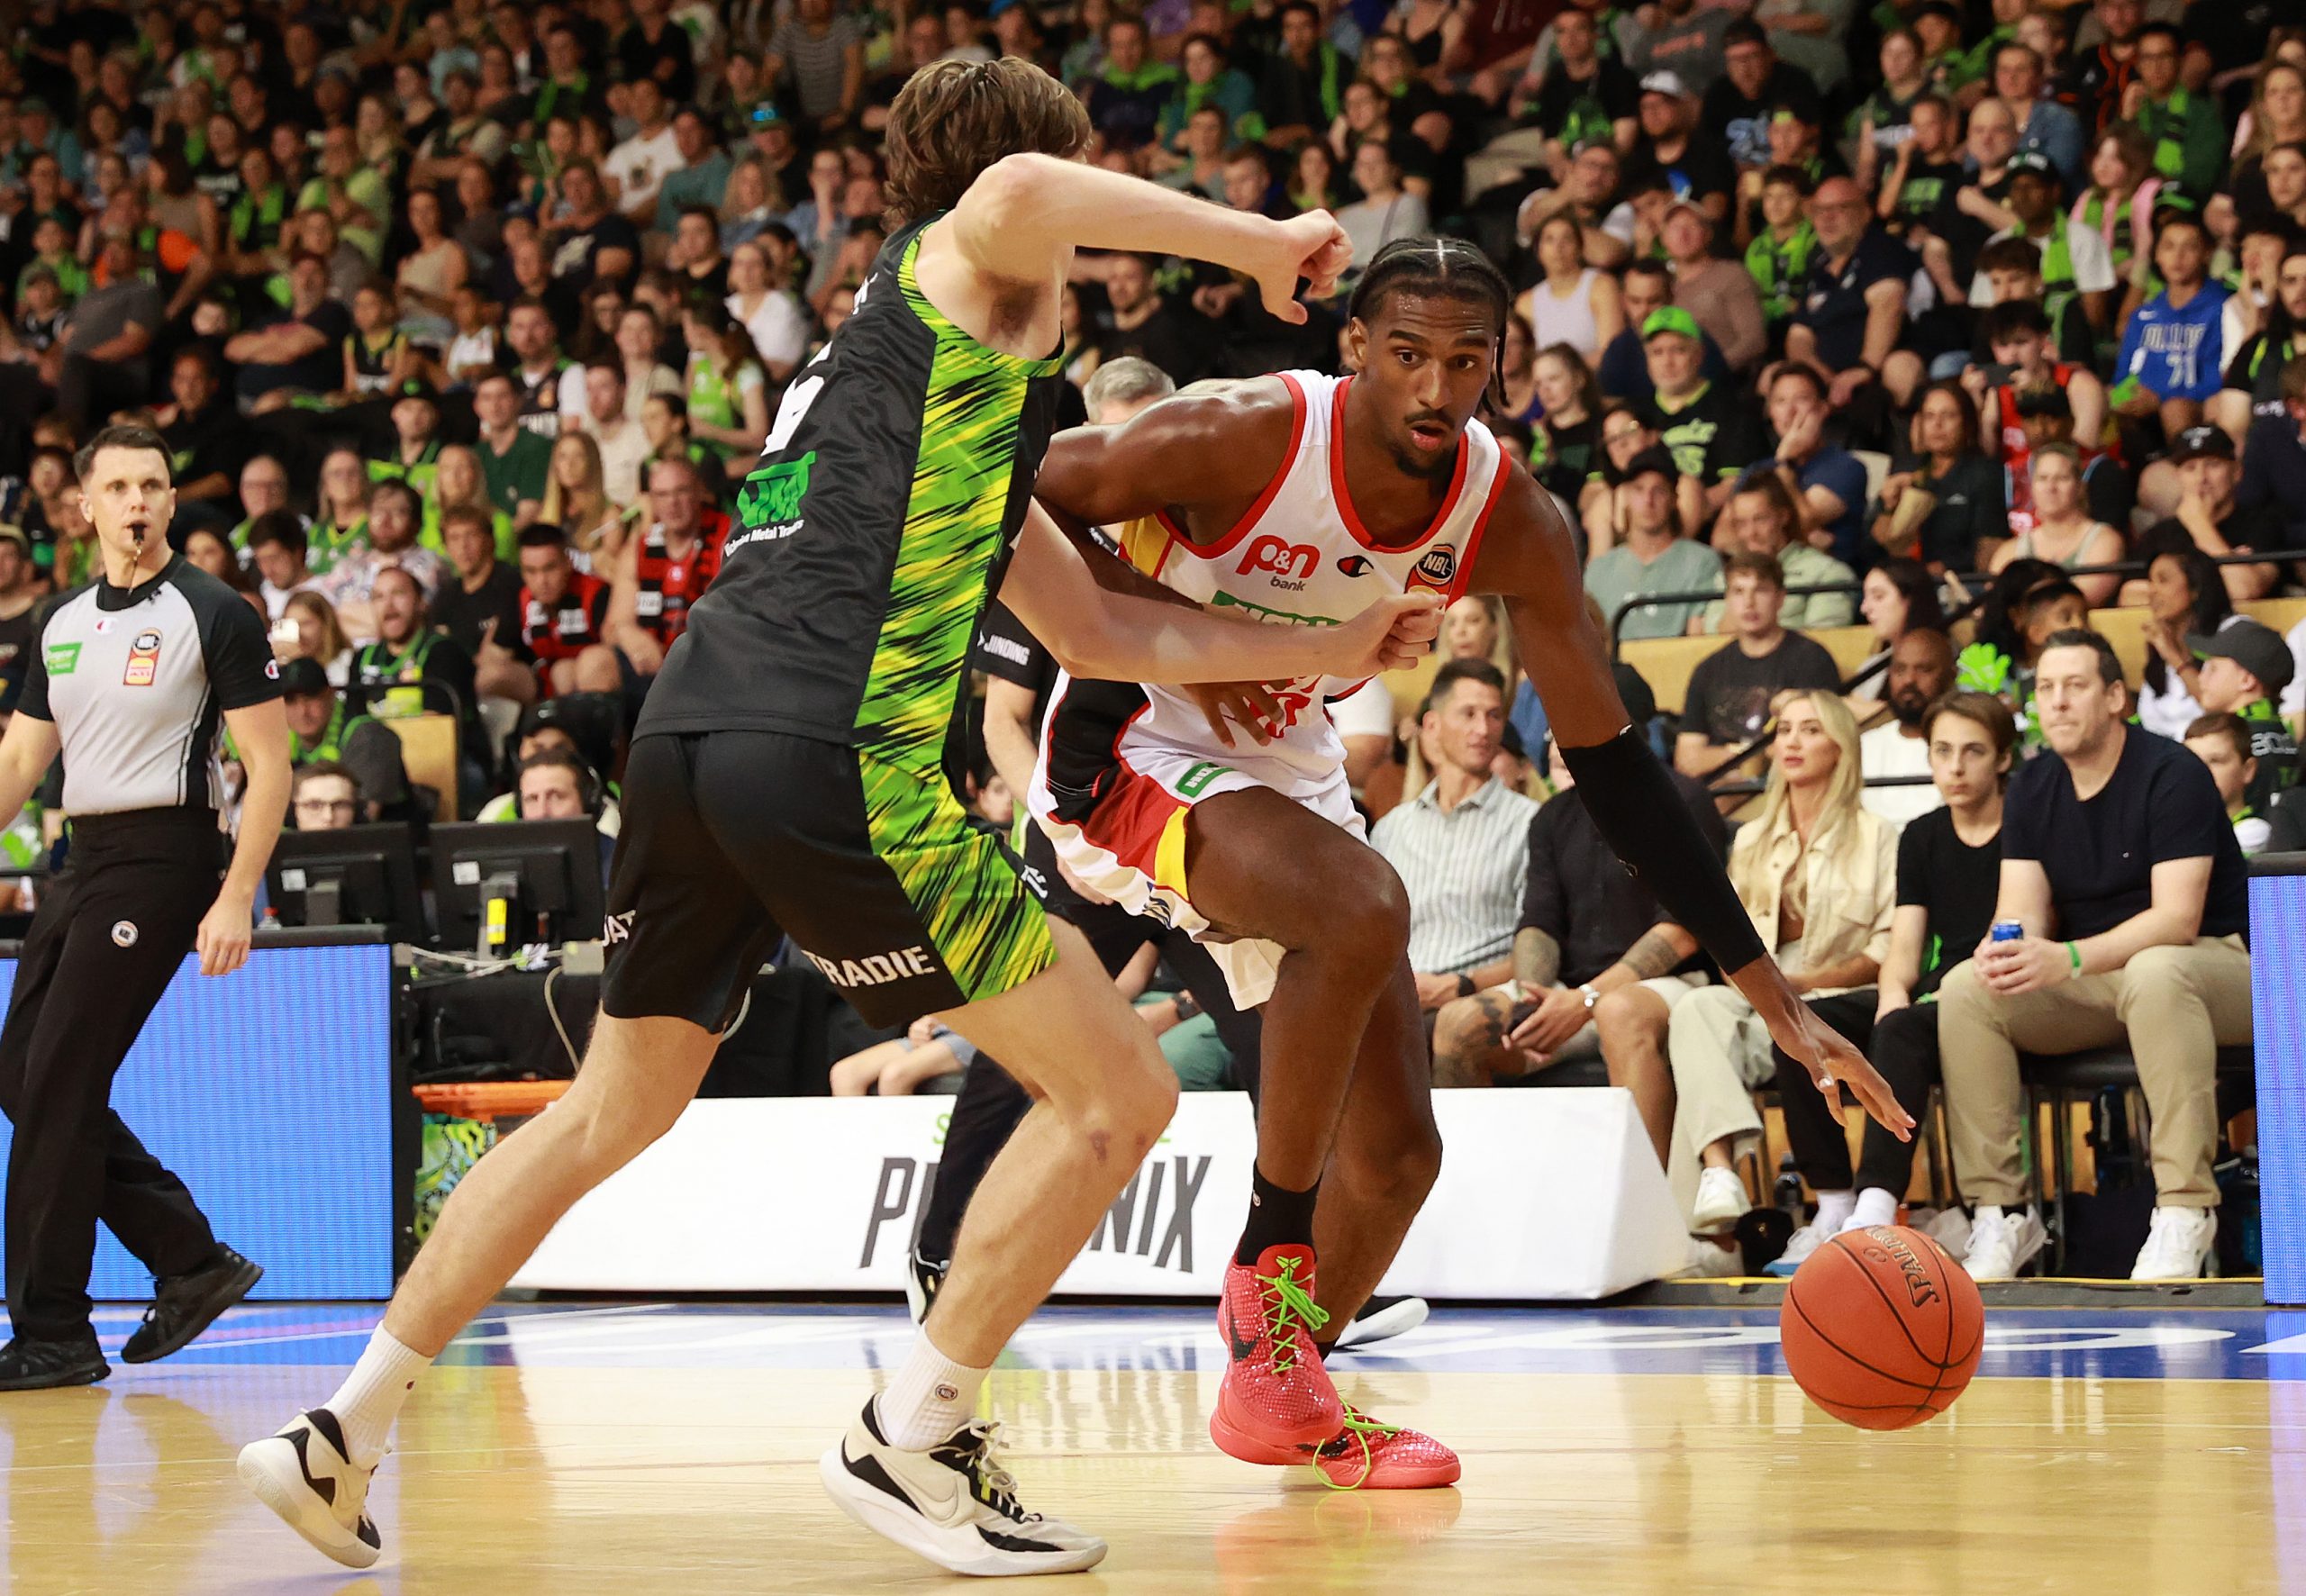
top-left (1669, 691), bottom-right (1899, 1244)
top-left (1938, 630), bottom-right (2254, 1283)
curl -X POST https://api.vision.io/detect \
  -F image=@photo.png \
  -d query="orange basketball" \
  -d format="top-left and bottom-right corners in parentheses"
top-left (1779, 1225), bottom-right (1984, 1430)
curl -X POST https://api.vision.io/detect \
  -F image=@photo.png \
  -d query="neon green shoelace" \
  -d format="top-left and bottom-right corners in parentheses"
top-left (1257, 1256), bottom-right (1330, 1374)
top-left (1318, 1404), bottom-right (1402, 1492)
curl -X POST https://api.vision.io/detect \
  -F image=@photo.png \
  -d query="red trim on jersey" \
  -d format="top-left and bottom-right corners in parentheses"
top-left (1166, 374), bottom-right (1308, 560)
top-left (1439, 449), bottom-right (1512, 604)
top-left (1328, 376), bottom-right (1471, 553)
top-left (1076, 765), bottom-right (1190, 884)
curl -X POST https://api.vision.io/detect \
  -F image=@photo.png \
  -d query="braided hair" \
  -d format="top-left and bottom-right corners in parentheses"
top-left (1345, 235), bottom-right (1512, 405)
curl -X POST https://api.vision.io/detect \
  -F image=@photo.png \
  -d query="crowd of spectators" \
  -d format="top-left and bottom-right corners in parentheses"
top-left (0, 0), bottom-right (2297, 1281)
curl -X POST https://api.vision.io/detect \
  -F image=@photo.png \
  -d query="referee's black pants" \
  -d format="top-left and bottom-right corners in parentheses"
top-left (0, 810), bottom-right (225, 1343)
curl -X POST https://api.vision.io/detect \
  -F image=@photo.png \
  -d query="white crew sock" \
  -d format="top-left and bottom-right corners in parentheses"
top-left (324, 1328), bottom-right (431, 1467)
top-left (1847, 1186), bottom-right (1900, 1230)
top-left (875, 1330), bottom-right (992, 1451)
top-left (1811, 1189), bottom-right (1857, 1233)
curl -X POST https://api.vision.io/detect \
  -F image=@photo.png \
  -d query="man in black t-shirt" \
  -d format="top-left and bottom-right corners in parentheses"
top-left (1938, 630), bottom-right (2251, 1283)
top-left (1673, 552), bottom-right (1841, 782)
top-left (1091, 253), bottom-right (1216, 389)
top-left (1430, 743), bottom-right (1722, 1161)
top-left (1787, 178), bottom-right (1919, 425)
top-left (429, 506), bottom-right (529, 701)
top-left (1700, 21), bottom-right (1820, 174)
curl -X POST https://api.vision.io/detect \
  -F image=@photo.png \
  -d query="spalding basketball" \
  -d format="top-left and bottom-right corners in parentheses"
top-left (1780, 1225), bottom-right (1984, 1430)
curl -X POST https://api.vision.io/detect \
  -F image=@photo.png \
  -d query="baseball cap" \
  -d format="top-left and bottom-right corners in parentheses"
top-left (2007, 151), bottom-right (2056, 182)
top-left (1662, 196), bottom-right (1712, 230)
top-left (1638, 70), bottom-right (1687, 98)
top-left (0, 525), bottom-right (30, 554)
top-left (2166, 425), bottom-right (2236, 464)
top-left (2190, 619), bottom-right (2294, 697)
top-left (1641, 305), bottom-right (1702, 342)
top-left (1624, 444), bottom-right (1681, 485)
top-left (277, 657), bottom-right (332, 698)
top-left (394, 377), bottom-right (440, 404)
top-left (748, 102), bottom-right (784, 127)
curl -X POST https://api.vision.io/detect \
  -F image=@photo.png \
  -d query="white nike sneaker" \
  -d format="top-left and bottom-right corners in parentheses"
top-left (820, 1401), bottom-right (1106, 1577)
top-left (1763, 1218), bottom-right (1835, 1277)
top-left (1963, 1205), bottom-right (2048, 1282)
top-left (237, 1408), bottom-right (383, 1569)
top-left (1332, 1295), bottom-right (1430, 1350)
top-left (2130, 1206), bottom-right (2219, 1282)
top-left (1691, 1166), bottom-right (1751, 1233)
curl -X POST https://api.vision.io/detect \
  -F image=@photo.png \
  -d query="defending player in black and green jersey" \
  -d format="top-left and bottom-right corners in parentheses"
top-left (241, 57), bottom-right (1440, 1581)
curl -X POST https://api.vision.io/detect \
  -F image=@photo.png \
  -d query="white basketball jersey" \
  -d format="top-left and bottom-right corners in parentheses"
top-left (1103, 370), bottom-right (1507, 792)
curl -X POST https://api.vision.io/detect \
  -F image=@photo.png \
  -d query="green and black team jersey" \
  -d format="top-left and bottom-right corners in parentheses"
top-left (640, 216), bottom-right (1069, 783)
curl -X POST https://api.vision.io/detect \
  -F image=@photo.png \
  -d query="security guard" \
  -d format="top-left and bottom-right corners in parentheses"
top-left (0, 424), bottom-right (293, 1390)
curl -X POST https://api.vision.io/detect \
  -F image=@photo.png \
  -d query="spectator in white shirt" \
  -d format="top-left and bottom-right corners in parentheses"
top-left (1859, 629), bottom-right (1955, 824)
top-left (1369, 659), bottom-right (1541, 1018)
top-left (604, 78), bottom-right (684, 229)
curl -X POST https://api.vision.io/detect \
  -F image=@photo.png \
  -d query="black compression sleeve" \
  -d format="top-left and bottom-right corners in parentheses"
top-left (1561, 726), bottom-right (1767, 976)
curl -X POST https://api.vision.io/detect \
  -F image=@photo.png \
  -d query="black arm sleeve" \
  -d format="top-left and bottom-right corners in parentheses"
top-left (15, 612), bottom-right (50, 723)
top-left (1561, 725), bottom-right (1767, 975)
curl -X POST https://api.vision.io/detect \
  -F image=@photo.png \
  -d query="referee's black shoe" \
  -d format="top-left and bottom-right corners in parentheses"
top-left (123, 1247), bottom-right (265, 1364)
top-left (0, 1333), bottom-right (109, 1391)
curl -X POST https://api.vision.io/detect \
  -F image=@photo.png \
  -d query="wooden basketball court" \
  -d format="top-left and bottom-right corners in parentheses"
top-left (2, 1298), bottom-right (2296, 1592)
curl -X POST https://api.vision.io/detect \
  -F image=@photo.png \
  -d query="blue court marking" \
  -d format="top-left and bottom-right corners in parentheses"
top-left (25, 1300), bottom-right (2306, 1383)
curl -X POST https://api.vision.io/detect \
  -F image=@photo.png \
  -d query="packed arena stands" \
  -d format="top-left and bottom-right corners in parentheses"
top-left (1, 0), bottom-right (2299, 1283)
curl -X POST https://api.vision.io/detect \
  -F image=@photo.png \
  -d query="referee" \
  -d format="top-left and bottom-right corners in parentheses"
top-left (0, 425), bottom-right (291, 1390)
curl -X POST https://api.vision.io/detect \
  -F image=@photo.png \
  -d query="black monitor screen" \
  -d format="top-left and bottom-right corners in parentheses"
top-left (430, 819), bottom-right (607, 955)
top-left (266, 823), bottom-right (428, 945)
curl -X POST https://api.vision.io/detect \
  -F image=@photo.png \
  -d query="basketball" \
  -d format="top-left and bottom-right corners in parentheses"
top-left (1780, 1226), bottom-right (1984, 1431)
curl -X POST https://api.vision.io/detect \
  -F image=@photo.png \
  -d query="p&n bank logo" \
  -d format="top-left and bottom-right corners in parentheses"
top-left (1238, 534), bottom-right (1317, 589)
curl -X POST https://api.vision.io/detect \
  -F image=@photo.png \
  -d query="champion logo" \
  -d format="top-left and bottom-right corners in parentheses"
top-left (934, 1383), bottom-right (959, 1401)
top-left (111, 920), bottom-right (139, 948)
top-left (1336, 556), bottom-right (1373, 577)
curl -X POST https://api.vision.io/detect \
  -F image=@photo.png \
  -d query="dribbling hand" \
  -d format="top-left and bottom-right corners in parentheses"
top-left (1255, 212), bottom-right (1354, 324)
top-left (1766, 1000), bottom-right (1914, 1142)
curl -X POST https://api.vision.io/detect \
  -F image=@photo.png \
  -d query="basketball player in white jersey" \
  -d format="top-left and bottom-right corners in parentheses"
top-left (1024, 238), bottom-right (1912, 1489)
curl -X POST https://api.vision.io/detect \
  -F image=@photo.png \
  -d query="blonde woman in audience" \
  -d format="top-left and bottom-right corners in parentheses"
top-left (279, 590), bottom-right (357, 687)
top-left (1666, 690), bottom-right (1897, 1247)
top-left (718, 158), bottom-right (783, 249)
top-left (538, 431), bottom-right (627, 575)
top-left (1988, 443), bottom-right (2125, 607)
top-left (431, 445), bottom-right (512, 559)
top-left (725, 237), bottom-right (811, 384)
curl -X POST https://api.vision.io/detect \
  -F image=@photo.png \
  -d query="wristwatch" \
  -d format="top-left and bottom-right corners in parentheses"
top-left (1579, 984), bottom-right (1602, 1011)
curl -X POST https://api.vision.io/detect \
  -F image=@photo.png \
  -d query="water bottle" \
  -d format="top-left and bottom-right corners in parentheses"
top-left (1774, 1153), bottom-right (1803, 1217)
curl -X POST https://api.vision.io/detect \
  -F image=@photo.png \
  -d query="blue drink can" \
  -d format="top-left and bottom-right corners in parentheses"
top-left (1989, 919), bottom-right (2025, 943)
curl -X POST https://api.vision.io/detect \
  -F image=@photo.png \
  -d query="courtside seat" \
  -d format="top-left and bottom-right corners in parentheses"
top-left (2020, 1044), bottom-right (2255, 1271)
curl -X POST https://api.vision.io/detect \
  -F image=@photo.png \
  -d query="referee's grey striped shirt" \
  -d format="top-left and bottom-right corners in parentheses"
top-left (1369, 776), bottom-right (1541, 976)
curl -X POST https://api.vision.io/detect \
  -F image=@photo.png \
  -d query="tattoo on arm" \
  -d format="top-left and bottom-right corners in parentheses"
top-left (1513, 926), bottom-right (1560, 991)
top-left (1619, 928), bottom-right (1684, 982)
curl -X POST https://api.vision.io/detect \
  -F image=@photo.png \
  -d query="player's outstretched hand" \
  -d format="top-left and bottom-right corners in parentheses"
top-left (1767, 1000), bottom-right (1914, 1142)
top-left (1185, 681), bottom-right (1284, 748)
top-left (1329, 590), bottom-right (1442, 679)
top-left (1253, 212), bottom-right (1353, 324)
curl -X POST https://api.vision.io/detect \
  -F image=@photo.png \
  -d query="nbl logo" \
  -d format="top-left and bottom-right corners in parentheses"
top-left (1238, 535), bottom-right (1317, 581)
top-left (1413, 544), bottom-right (1457, 587)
